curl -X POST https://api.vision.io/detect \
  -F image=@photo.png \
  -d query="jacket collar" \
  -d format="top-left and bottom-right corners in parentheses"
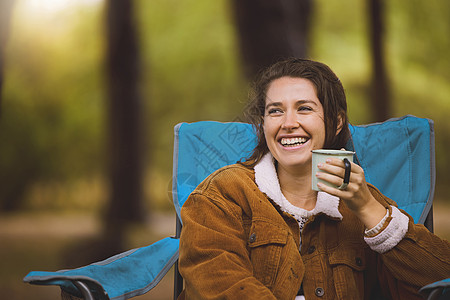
top-left (254, 153), bottom-right (343, 220)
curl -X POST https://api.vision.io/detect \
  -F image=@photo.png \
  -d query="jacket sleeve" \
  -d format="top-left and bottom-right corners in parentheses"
top-left (178, 191), bottom-right (277, 300)
top-left (368, 185), bottom-right (450, 298)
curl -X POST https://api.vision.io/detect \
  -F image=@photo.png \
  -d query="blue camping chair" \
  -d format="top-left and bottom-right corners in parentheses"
top-left (24, 115), bottom-right (449, 299)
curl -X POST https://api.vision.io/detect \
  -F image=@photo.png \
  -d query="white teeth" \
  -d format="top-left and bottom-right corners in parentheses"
top-left (280, 137), bottom-right (307, 146)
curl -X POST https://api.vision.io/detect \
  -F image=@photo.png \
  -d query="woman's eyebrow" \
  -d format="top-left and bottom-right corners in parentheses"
top-left (265, 99), bottom-right (317, 110)
top-left (265, 101), bottom-right (282, 110)
top-left (296, 99), bottom-right (317, 105)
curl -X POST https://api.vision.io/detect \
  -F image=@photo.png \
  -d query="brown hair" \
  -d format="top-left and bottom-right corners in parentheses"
top-left (244, 58), bottom-right (350, 164)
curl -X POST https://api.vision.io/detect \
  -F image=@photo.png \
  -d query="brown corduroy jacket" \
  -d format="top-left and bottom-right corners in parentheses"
top-left (178, 163), bottom-right (450, 299)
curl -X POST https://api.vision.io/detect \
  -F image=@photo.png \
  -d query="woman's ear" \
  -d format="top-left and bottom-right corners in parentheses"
top-left (335, 113), bottom-right (344, 136)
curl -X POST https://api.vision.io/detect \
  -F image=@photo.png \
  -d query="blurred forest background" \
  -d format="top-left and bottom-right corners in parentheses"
top-left (1, 0), bottom-right (450, 299)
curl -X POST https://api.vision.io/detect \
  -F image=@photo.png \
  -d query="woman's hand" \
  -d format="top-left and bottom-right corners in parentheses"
top-left (315, 157), bottom-right (387, 229)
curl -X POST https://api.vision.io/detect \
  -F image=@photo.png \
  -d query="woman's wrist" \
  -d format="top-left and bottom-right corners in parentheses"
top-left (365, 208), bottom-right (390, 236)
top-left (357, 195), bottom-right (388, 229)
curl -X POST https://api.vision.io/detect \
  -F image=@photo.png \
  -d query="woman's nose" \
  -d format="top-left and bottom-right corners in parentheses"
top-left (281, 111), bottom-right (299, 130)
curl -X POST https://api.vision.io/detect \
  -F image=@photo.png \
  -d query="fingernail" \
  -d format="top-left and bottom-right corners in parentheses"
top-left (317, 163), bottom-right (323, 168)
top-left (326, 158), bottom-right (331, 163)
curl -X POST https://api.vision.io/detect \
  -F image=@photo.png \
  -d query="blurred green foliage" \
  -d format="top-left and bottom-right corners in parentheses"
top-left (1, 0), bottom-right (449, 213)
top-left (137, 0), bottom-right (248, 172)
top-left (1, 1), bottom-right (106, 210)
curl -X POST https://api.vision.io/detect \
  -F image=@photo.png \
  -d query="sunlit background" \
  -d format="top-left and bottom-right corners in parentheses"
top-left (1, 0), bottom-right (450, 299)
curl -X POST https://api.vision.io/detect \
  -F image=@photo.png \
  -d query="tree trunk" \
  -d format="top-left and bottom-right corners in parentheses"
top-left (231, 0), bottom-right (312, 80)
top-left (368, 0), bottom-right (391, 122)
top-left (104, 0), bottom-right (145, 252)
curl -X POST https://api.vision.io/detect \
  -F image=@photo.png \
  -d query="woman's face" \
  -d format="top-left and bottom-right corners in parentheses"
top-left (263, 76), bottom-right (326, 171)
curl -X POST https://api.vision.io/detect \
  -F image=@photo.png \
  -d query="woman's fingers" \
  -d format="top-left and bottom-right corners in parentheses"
top-left (317, 158), bottom-right (359, 179)
top-left (315, 170), bottom-right (347, 187)
top-left (315, 158), bottom-right (366, 196)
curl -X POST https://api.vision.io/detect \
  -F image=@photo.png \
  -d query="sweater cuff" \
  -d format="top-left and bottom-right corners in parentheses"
top-left (364, 206), bottom-right (409, 253)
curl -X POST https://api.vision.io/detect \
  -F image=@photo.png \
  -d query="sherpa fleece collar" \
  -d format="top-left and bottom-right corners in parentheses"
top-left (254, 153), bottom-right (343, 220)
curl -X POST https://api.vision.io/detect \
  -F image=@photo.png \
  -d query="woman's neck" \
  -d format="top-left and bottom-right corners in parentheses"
top-left (277, 162), bottom-right (317, 211)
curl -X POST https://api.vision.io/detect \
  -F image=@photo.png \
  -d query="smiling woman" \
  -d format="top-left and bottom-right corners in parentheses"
top-left (263, 77), bottom-right (326, 176)
top-left (244, 59), bottom-right (350, 167)
top-left (177, 58), bottom-right (450, 300)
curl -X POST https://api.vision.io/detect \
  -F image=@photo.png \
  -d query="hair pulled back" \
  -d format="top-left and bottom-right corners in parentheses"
top-left (244, 58), bottom-right (350, 164)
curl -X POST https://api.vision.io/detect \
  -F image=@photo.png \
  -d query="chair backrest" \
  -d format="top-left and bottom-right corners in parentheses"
top-left (172, 115), bottom-right (435, 225)
top-left (346, 115), bottom-right (435, 224)
top-left (172, 121), bottom-right (257, 218)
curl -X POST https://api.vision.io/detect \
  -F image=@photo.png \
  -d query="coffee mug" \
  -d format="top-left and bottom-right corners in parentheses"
top-left (311, 149), bottom-right (355, 191)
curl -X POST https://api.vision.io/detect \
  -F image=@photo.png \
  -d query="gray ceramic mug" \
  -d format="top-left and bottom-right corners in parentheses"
top-left (311, 149), bottom-right (355, 191)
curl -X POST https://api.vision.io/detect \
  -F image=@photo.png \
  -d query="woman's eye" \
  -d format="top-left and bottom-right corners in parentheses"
top-left (298, 106), bottom-right (313, 112)
top-left (268, 108), bottom-right (283, 115)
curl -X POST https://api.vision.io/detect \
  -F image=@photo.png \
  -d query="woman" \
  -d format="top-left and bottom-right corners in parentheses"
top-left (178, 58), bottom-right (450, 299)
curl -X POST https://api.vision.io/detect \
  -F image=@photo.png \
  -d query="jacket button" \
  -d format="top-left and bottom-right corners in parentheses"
top-left (307, 245), bottom-right (316, 254)
top-left (249, 233), bottom-right (256, 243)
top-left (355, 257), bottom-right (363, 266)
top-left (315, 287), bottom-right (324, 297)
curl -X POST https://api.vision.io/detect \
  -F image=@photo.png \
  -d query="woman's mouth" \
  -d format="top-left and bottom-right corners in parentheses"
top-left (280, 137), bottom-right (308, 147)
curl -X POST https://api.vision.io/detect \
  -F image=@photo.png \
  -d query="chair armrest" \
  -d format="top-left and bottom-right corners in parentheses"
top-left (419, 278), bottom-right (450, 300)
top-left (24, 237), bottom-right (179, 300)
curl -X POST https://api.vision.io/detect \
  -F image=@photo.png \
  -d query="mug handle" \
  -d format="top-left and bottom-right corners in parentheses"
top-left (338, 158), bottom-right (351, 190)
